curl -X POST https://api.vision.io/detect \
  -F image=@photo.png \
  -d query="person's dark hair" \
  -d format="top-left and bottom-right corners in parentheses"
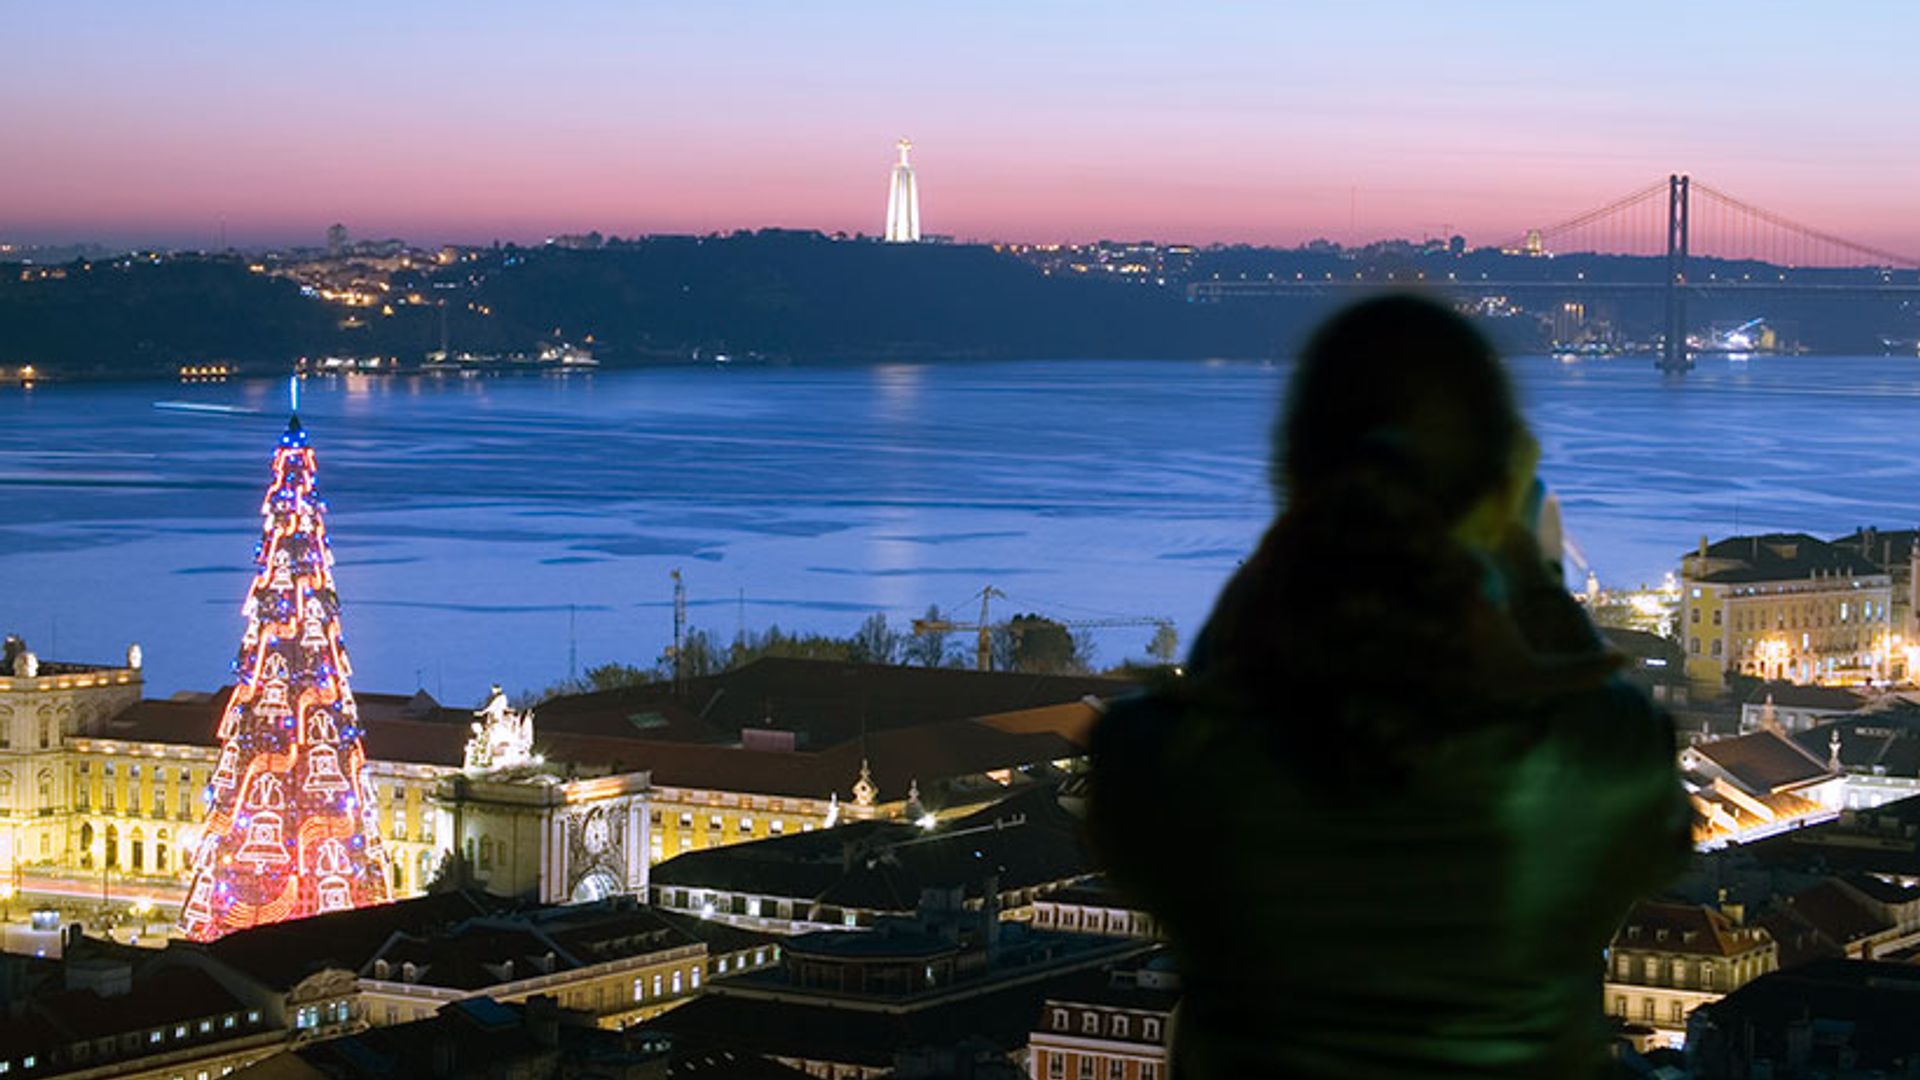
top-left (1197, 294), bottom-right (1540, 777)
top-left (1277, 293), bottom-right (1523, 521)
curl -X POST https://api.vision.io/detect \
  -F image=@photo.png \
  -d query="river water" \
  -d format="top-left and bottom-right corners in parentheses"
top-left (0, 356), bottom-right (1915, 700)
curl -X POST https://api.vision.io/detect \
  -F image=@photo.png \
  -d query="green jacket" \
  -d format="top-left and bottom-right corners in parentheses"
top-left (1091, 637), bottom-right (1691, 1077)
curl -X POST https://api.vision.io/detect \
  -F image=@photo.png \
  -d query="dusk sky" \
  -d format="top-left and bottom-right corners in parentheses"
top-left (4, 2), bottom-right (1916, 251)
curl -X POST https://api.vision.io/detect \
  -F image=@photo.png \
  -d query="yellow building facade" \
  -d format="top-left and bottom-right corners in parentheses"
top-left (1680, 534), bottom-right (1895, 694)
top-left (0, 650), bottom-right (941, 923)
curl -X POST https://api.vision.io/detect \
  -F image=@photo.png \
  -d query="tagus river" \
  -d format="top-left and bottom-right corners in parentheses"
top-left (1, 356), bottom-right (1917, 700)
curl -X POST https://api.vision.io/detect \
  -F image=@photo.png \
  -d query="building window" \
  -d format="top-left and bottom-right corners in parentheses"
top-left (1691, 608), bottom-right (1700, 624)
top-left (1141, 1066), bottom-right (1157, 1080)
top-left (1108, 1061), bottom-right (1124, 1080)
top-left (652, 974), bottom-right (662, 998)
top-left (179, 789), bottom-right (192, 819)
top-left (1711, 639), bottom-right (1723, 657)
top-left (709, 814), bottom-right (723, 831)
top-left (679, 811), bottom-right (693, 828)
top-left (1143, 1018), bottom-right (1161, 1042)
top-left (1713, 609), bottom-right (1723, 626)
top-left (633, 977), bottom-right (644, 1002)
top-left (691, 967), bottom-right (700, 989)
top-left (1643, 957), bottom-right (1657, 982)
top-left (1641, 999), bottom-right (1654, 1022)
top-left (479, 836), bottom-right (494, 870)
top-left (739, 816), bottom-right (753, 834)
top-left (1078, 1058), bottom-right (1095, 1080)
top-left (1047, 1053), bottom-right (1064, 1080)
top-left (1670, 1001), bottom-right (1684, 1024)
top-left (1083, 1012), bottom-right (1100, 1034)
top-left (1703, 964), bottom-right (1716, 990)
top-left (1689, 637), bottom-right (1700, 655)
top-left (672, 971), bottom-right (683, 995)
top-left (1112, 1015), bottom-right (1129, 1038)
top-left (771, 819), bottom-right (785, 835)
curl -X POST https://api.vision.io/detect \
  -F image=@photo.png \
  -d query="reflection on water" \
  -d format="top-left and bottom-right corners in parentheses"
top-left (0, 355), bottom-right (1916, 699)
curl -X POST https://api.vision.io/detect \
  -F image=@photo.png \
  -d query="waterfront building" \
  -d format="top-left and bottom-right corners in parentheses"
top-left (1603, 900), bottom-right (1778, 1046)
top-left (0, 638), bottom-right (144, 885)
top-left (1028, 954), bottom-right (1177, 1080)
top-left (1678, 533), bottom-right (1895, 694)
top-left (884, 138), bottom-right (921, 243)
top-left (1831, 527), bottom-right (1920, 656)
top-left (0, 636), bottom-right (1105, 925)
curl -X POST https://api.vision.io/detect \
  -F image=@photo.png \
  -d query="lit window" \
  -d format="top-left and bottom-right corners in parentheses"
top-left (691, 967), bottom-right (700, 989)
top-left (672, 971), bottom-right (683, 994)
top-left (739, 816), bottom-right (753, 834)
top-left (633, 977), bottom-right (644, 1002)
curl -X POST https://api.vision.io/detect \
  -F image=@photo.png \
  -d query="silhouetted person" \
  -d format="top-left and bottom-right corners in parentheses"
top-left (1091, 296), bottom-right (1690, 1077)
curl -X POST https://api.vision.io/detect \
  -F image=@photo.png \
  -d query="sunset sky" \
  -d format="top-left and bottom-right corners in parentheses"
top-left (4, 2), bottom-right (1915, 251)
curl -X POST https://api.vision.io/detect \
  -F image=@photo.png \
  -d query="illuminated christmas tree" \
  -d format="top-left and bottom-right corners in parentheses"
top-left (179, 391), bottom-right (391, 941)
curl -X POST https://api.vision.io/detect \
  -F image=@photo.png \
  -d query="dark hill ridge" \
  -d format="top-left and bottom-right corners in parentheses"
top-left (476, 231), bottom-right (1309, 360)
top-left (0, 234), bottom-right (1328, 377)
top-left (0, 258), bottom-right (333, 376)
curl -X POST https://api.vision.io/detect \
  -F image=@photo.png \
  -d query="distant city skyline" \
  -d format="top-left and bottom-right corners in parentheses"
top-left (3, 3), bottom-right (1917, 252)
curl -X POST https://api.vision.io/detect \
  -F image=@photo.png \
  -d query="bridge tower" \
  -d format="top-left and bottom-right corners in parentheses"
top-left (1660, 174), bottom-right (1691, 373)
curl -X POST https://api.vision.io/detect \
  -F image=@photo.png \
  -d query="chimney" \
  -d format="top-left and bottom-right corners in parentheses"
top-left (525, 994), bottom-right (561, 1048)
top-left (1717, 888), bottom-right (1745, 927)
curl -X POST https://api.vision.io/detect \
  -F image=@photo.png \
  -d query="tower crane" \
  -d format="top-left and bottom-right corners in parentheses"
top-left (910, 585), bottom-right (1173, 672)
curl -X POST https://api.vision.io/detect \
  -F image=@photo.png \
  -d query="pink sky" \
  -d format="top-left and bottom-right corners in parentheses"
top-left (3, 3), bottom-right (1917, 253)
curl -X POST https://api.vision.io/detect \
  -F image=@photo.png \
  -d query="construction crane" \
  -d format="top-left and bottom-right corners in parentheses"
top-left (912, 586), bottom-right (1006, 673)
top-left (910, 585), bottom-right (1172, 672)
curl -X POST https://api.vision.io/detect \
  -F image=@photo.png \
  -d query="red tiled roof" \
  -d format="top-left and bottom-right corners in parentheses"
top-left (1690, 729), bottom-right (1833, 794)
top-left (1612, 901), bottom-right (1772, 959)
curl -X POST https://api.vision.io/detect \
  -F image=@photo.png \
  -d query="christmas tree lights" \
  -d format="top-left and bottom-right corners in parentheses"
top-left (179, 398), bottom-right (391, 941)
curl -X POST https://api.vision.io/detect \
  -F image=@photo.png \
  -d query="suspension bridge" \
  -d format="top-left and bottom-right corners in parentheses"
top-left (1188, 175), bottom-right (1920, 372)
